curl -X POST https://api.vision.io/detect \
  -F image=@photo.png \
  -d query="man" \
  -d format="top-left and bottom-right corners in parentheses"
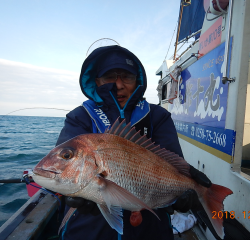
top-left (56, 45), bottom-right (211, 240)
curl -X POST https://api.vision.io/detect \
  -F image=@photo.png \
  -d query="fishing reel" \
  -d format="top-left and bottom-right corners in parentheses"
top-left (23, 168), bottom-right (35, 183)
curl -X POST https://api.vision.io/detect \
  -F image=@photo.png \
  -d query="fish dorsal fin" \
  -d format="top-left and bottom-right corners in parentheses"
top-left (106, 118), bottom-right (191, 177)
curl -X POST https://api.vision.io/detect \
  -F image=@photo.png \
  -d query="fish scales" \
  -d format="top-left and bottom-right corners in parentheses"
top-left (87, 133), bottom-right (199, 209)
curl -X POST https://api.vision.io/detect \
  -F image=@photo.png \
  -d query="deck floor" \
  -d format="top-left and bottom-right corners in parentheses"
top-left (174, 229), bottom-right (200, 240)
top-left (173, 221), bottom-right (208, 240)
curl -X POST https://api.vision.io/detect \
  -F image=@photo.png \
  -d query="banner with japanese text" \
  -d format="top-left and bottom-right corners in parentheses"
top-left (169, 39), bottom-right (232, 129)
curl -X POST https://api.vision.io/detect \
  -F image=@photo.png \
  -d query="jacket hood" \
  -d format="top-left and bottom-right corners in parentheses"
top-left (79, 45), bottom-right (147, 104)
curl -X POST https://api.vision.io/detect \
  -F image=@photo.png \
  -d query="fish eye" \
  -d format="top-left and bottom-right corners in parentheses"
top-left (60, 149), bottom-right (74, 160)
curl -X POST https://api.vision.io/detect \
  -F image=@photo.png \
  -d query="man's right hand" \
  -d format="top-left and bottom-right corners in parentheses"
top-left (163, 189), bottom-right (200, 214)
top-left (65, 197), bottom-right (100, 216)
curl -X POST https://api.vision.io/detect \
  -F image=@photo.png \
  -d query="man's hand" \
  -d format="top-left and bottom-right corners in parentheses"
top-left (172, 189), bottom-right (200, 212)
top-left (163, 189), bottom-right (199, 214)
top-left (164, 166), bottom-right (211, 215)
top-left (189, 165), bottom-right (212, 188)
top-left (65, 197), bottom-right (100, 216)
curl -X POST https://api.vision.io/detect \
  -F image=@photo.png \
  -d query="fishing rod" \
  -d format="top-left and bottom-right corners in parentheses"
top-left (0, 178), bottom-right (34, 183)
top-left (0, 169), bottom-right (34, 184)
top-left (0, 107), bottom-right (70, 118)
top-left (0, 169), bottom-right (62, 207)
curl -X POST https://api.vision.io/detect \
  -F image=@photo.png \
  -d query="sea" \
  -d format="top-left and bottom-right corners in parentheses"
top-left (0, 115), bottom-right (65, 227)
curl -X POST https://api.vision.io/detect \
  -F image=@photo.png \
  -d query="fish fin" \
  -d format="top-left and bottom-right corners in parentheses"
top-left (108, 118), bottom-right (121, 134)
top-left (200, 184), bottom-right (233, 239)
top-left (124, 127), bottom-right (137, 140)
top-left (58, 207), bottom-right (76, 234)
top-left (97, 175), bottom-right (159, 220)
top-left (113, 119), bottom-right (127, 136)
top-left (118, 121), bottom-right (132, 138)
top-left (106, 118), bottom-right (191, 177)
top-left (97, 204), bottom-right (123, 234)
top-left (156, 198), bottom-right (178, 209)
top-left (140, 138), bottom-right (153, 148)
top-left (129, 130), bottom-right (142, 142)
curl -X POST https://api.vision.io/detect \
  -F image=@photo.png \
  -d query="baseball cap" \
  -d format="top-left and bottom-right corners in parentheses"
top-left (97, 51), bottom-right (137, 77)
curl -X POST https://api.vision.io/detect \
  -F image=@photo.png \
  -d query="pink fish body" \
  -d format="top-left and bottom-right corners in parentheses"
top-left (33, 119), bottom-right (232, 238)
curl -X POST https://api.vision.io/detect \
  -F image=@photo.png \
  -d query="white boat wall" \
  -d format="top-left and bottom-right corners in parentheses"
top-left (156, 0), bottom-right (250, 239)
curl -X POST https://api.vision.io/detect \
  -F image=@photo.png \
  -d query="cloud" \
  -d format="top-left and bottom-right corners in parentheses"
top-left (0, 1), bottom-right (182, 118)
top-left (0, 59), bottom-right (85, 117)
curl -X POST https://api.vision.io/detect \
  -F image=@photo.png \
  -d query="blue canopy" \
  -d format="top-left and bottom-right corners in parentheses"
top-left (178, 0), bottom-right (205, 42)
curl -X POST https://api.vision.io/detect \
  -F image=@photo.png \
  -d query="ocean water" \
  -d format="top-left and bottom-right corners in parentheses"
top-left (0, 115), bottom-right (65, 227)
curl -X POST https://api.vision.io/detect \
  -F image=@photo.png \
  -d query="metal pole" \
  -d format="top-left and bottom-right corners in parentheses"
top-left (174, 2), bottom-right (184, 61)
top-left (222, 0), bottom-right (233, 84)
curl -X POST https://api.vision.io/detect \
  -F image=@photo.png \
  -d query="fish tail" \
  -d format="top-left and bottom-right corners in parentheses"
top-left (200, 184), bottom-right (233, 239)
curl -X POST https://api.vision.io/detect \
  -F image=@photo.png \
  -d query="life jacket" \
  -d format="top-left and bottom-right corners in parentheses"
top-left (82, 99), bottom-right (152, 138)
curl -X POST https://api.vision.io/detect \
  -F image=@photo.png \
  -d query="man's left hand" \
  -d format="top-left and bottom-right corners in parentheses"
top-left (189, 165), bottom-right (212, 188)
top-left (172, 189), bottom-right (200, 212)
top-left (163, 189), bottom-right (199, 214)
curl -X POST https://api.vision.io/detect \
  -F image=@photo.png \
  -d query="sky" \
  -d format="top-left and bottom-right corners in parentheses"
top-left (0, 0), bottom-right (181, 117)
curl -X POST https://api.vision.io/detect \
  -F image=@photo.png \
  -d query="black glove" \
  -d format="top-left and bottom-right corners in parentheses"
top-left (189, 165), bottom-right (212, 188)
top-left (163, 189), bottom-right (200, 214)
top-left (65, 197), bottom-right (100, 216)
top-left (172, 189), bottom-right (200, 212)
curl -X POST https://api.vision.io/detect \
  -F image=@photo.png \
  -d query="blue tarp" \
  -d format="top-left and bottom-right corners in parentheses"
top-left (178, 0), bottom-right (205, 42)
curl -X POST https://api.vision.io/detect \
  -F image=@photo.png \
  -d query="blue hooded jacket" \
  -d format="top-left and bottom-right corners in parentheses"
top-left (57, 45), bottom-right (183, 240)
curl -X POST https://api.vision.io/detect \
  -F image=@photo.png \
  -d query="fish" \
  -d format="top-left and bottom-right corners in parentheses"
top-left (33, 119), bottom-right (233, 238)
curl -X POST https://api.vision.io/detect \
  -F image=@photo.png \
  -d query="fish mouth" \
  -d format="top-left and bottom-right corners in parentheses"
top-left (33, 167), bottom-right (57, 179)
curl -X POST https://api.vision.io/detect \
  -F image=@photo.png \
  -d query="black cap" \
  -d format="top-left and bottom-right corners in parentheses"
top-left (97, 51), bottom-right (137, 77)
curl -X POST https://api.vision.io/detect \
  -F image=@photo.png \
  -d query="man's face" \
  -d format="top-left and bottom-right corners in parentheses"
top-left (96, 68), bottom-right (137, 108)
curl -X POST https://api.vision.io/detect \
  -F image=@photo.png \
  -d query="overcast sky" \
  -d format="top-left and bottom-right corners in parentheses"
top-left (0, 0), bottom-right (180, 117)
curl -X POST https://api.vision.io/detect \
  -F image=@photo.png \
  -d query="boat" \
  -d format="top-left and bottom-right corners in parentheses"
top-left (0, 171), bottom-right (63, 240)
top-left (156, 0), bottom-right (250, 239)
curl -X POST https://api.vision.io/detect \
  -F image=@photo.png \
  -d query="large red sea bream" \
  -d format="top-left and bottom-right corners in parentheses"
top-left (33, 119), bottom-right (233, 238)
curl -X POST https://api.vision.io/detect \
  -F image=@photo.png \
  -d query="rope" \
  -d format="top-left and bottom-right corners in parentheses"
top-left (166, 212), bottom-right (181, 237)
top-left (165, 21), bottom-right (178, 60)
top-left (24, 177), bottom-right (62, 209)
top-left (174, 2), bottom-right (185, 60)
top-left (170, 41), bottom-right (186, 60)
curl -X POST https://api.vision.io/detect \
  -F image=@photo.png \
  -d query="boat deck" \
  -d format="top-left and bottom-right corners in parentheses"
top-left (174, 228), bottom-right (203, 240)
top-left (0, 189), bottom-right (211, 240)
